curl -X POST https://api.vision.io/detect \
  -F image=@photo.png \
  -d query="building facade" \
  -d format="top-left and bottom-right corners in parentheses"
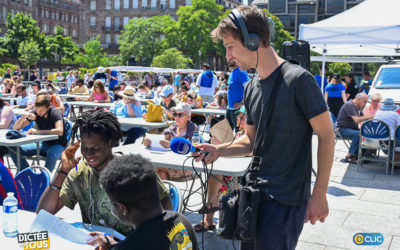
top-left (254, 0), bottom-right (364, 39)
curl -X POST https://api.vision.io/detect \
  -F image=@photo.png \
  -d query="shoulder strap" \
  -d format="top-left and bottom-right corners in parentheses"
top-left (247, 61), bottom-right (291, 183)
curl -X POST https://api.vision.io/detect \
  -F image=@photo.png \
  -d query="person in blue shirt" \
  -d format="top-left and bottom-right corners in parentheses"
top-left (226, 58), bottom-right (250, 132)
top-left (314, 67), bottom-right (328, 92)
top-left (324, 73), bottom-right (347, 118)
top-left (110, 86), bottom-right (145, 145)
top-left (359, 71), bottom-right (372, 95)
top-left (105, 68), bottom-right (118, 91)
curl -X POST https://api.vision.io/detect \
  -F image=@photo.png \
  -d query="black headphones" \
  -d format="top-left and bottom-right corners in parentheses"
top-left (228, 9), bottom-right (260, 51)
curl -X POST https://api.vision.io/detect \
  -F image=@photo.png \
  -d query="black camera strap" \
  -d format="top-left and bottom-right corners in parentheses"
top-left (247, 61), bottom-right (290, 186)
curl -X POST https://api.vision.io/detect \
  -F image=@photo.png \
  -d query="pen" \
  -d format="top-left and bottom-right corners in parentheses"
top-left (75, 165), bottom-right (78, 171)
top-left (103, 233), bottom-right (111, 245)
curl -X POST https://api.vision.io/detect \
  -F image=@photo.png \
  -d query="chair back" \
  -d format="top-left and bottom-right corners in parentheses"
top-left (395, 126), bottom-right (400, 142)
top-left (65, 120), bottom-right (73, 144)
top-left (59, 88), bottom-right (68, 94)
top-left (0, 160), bottom-right (23, 209)
top-left (15, 166), bottom-right (50, 212)
top-left (162, 180), bottom-right (182, 212)
top-left (63, 103), bottom-right (71, 117)
top-left (360, 119), bottom-right (390, 140)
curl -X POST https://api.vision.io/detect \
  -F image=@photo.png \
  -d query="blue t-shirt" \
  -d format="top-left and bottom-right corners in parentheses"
top-left (109, 70), bottom-right (118, 91)
top-left (227, 67), bottom-right (250, 110)
top-left (111, 100), bottom-right (142, 118)
top-left (174, 75), bottom-right (181, 88)
top-left (325, 83), bottom-right (345, 98)
top-left (314, 74), bottom-right (328, 91)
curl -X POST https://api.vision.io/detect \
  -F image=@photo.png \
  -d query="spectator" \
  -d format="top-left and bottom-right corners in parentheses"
top-left (65, 70), bottom-right (76, 91)
top-left (27, 80), bottom-right (42, 109)
top-left (186, 91), bottom-right (206, 126)
top-left (196, 64), bottom-right (218, 103)
top-left (45, 85), bottom-right (65, 115)
top-left (314, 67), bottom-right (328, 91)
top-left (143, 103), bottom-right (197, 180)
top-left (105, 68), bottom-right (118, 91)
top-left (70, 79), bottom-right (89, 95)
top-left (345, 73), bottom-right (358, 100)
top-left (87, 154), bottom-right (198, 250)
top-left (226, 58), bottom-right (249, 132)
top-left (324, 73), bottom-right (347, 118)
top-left (206, 92), bottom-right (228, 128)
top-left (36, 110), bottom-right (172, 236)
top-left (159, 85), bottom-right (176, 119)
top-left (363, 93), bottom-right (382, 116)
top-left (136, 84), bottom-right (152, 99)
top-left (76, 80), bottom-right (110, 103)
top-left (13, 66), bottom-right (22, 80)
top-left (0, 97), bottom-right (17, 162)
top-left (336, 93), bottom-right (374, 163)
top-left (15, 84), bottom-right (29, 108)
top-left (29, 71), bottom-right (38, 81)
top-left (110, 86), bottom-right (145, 145)
top-left (55, 71), bottom-right (64, 82)
top-left (359, 71), bottom-right (372, 94)
top-left (11, 94), bottom-right (66, 172)
top-left (4, 68), bottom-right (11, 79)
top-left (1, 78), bottom-right (16, 97)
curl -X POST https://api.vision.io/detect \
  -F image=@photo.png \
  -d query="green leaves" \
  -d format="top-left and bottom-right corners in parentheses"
top-left (18, 40), bottom-right (40, 67)
top-left (46, 26), bottom-right (79, 69)
top-left (152, 48), bottom-right (192, 68)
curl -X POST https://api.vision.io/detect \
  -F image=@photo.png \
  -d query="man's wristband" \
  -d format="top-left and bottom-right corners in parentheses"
top-left (57, 169), bottom-right (69, 176)
top-left (50, 184), bottom-right (62, 191)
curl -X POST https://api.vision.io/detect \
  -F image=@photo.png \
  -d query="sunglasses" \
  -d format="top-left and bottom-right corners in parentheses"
top-left (94, 86), bottom-right (100, 88)
top-left (173, 112), bottom-right (186, 118)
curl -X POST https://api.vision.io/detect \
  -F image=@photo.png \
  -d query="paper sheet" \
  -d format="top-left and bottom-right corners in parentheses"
top-left (31, 210), bottom-right (94, 244)
top-left (210, 119), bottom-right (234, 143)
top-left (145, 133), bottom-right (169, 152)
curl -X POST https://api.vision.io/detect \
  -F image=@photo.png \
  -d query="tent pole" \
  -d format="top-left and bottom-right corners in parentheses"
top-left (321, 44), bottom-right (327, 93)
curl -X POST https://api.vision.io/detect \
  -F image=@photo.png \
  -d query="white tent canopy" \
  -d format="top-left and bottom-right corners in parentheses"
top-left (311, 56), bottom-right (387, 63)
top-left (108, 66), bottom-right (202, 74)
top-left (299, 0), bottom-right (400, 56)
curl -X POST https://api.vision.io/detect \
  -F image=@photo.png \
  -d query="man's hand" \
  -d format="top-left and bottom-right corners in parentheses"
top-left (233, 102), bottom-right (243, 110)
top-left (87, 232), bottom-right (116, 250)
top-left (60, 141), bottom-right (82, 172)
top-left (143, 138), bottom-right (152, 147)
top-left (26, 128), bottom-right (38, 135)
top-left (304, 192), bottom-right (329, 224)
top-left (193, 143), bottom-right (220, 164)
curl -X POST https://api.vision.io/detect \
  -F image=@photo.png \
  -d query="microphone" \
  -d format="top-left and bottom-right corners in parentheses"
top-left (170, 137), bottom-right (200, 155)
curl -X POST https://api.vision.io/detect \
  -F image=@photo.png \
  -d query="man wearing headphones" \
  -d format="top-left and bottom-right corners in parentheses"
top-left (195, 5), bottom-right (335, 250)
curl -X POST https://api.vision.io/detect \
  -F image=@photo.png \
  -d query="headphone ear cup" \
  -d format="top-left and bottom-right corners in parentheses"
top-left (246, 33), bottom-right (260, 51)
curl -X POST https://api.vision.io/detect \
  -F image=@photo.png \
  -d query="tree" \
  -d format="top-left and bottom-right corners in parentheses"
top-left (119, 15), bottom-right (175, 66)
top-left (152, 48), bottom-right (192, 68)
top-left (46, 26), bottom-right (80, 70)
top-left (263, 10), bottom-right (294, 56)
top-left (164, 0), bottom-right (226, 67)
top-left (3, 13), bottom-right (45, 60)
top-left (74, 36), bottom-right (108, 68)
top-left (327, 62), bottom-right (352, 78)
top-left (18, 40), bottom-right (40, 80)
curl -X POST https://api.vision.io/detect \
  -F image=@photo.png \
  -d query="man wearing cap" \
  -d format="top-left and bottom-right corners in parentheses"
top-left (93, 67), bottom-right (107, 84)
top-left (226, 58), bottom-right (250, 132)
top-left (160, 85), bottom-right (176, 119)
top-left (336, 93), bottom-right (374, 163)
top-left (110, 86), bottom-right (145, 145)
top-left (196, 64), bottom-right (218, 104)
top-left (374, 98), bottom-right (400, 140)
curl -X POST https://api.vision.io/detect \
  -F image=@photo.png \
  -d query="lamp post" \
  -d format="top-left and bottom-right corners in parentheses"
top-left (198, 50), bottom-right (202, 69)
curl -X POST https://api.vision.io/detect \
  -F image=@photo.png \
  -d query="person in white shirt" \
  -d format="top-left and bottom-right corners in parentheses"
top-left (15, 84), bottom-right (30, 108)
top-left (196, 64), bottom-right (218, 103)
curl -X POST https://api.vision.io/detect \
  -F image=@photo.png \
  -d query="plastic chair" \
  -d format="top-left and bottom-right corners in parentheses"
top-left (392, 126), bottom-right (400, 175)
top-left (330, 112), bottom-right (351, 151)
top-left (64, 103), bottom-right (71, 118)
top-left (0, 160), bottom-right (23, 209)
top-left (15, 166), bottom-right (50, 212)
top-left (358, 119), bottom-right (391, 174)
top-left (162, 180), bottom-right (182, 212)
top-left (59, 88), bottom-right (68, 94)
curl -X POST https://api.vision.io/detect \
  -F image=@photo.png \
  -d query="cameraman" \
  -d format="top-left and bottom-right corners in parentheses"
top-left (195, 5), bottom-right (334, 250)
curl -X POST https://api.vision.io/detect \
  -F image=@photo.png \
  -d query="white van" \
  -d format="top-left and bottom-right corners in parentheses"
top-left (368, 64), bottom-right (400, 103)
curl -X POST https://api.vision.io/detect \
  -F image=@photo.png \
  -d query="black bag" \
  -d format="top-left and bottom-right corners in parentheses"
top-left (217, 62), bottom-right (290, 241)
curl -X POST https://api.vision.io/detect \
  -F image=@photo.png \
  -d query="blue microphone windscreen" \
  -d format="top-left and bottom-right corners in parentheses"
top-left (170, 137), bottom-right (193, 155)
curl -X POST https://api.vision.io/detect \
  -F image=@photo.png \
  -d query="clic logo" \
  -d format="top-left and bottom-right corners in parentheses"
top-left (353, 233), bottom-right (384, 246)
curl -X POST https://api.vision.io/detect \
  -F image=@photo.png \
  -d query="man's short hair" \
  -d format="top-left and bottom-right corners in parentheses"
top-left (76, 78), bottom-right (84, 85)
top-left (99, 154), bottom-right (160, 210)
top-left (16, 84), bottom-right (26, 91)
top-left (71, 110), bottom-right (122, 146)
top-left (211, 5), bottom-right (270, 48)
top-left (202, 64), bottom-right (211, 70)
top-left (364, 71), bottom-right (370, 77)
top-left (35, 94), bottom-right (51, 108)
top-left (355, 92), bottom-right (368, 100)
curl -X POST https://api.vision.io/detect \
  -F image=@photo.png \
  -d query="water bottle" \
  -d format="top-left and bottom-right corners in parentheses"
top-left (191, 131), bottom-right (201, 146)
top-left (3, 192), bottom-right (18, 237)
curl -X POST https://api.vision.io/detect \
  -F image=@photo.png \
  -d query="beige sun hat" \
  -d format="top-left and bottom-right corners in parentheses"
top-left (119, 86), bottom-right (136, 100)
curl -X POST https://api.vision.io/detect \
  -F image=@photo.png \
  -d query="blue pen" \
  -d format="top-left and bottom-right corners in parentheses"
top-left (103, 233), bottom-right (111, 245)
top-left (75, 165), bottom-right (78, 171)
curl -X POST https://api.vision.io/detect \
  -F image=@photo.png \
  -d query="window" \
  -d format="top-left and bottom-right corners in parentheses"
top-left (105, 34), bottom-right (111, 44)
top-left (2, 7), bottom-right (6, 22)
top-left (56, 12), bottom-right (59, 20)
top-left (29, 0), bottom-right (32, 7)
top-left (53, 26), bottom-right (57, 34)
top-left (160, 0), bottom-right (166, 9)
top-left (65, 14), bottom-right (68, 22)
top-left (90, 16), bottom-right (96, 26)
top-left (123, 0), bottom-right (129, 8)
top-left (106, 0), bottom-right (111, 10)
top-left (123, 16), bottom-right (129, 26)
top-left (105, 16), bottom-right (111, 27)
top-left (269, 0), bottom-right (286, 13)
top-left (64, 28), bottom-right (68, 36)
top-left (185, 0), bottom-right (191, 5)
top-left (114, 16), bottom-right (120, 29)
top-left (151, 0), bottom-right (156, 9)
top-left (132, 0), bottom-right (138, 9)
top-left (90, 36), bottom-right (96, 40)
top-left (114, 34), bottom-right (119, 43)
top-left (24, 0), bottom-right (28, 4)
top-left (326, 0), bottom-right (344, 14)
top-left (115, 0), bottom-right (120, 10)
top-left (90, 0), bottom-right (96, 10)
top-left (169, 0), bottom-right (175, 9)
top-left (299, 4), bottom-right (315, 14)
top-left (142, 0), bottom-right (147, 8)
top-left (72, 29), bottom-right (77, 37)
top-left (46, 10), bottom-right (49, 18)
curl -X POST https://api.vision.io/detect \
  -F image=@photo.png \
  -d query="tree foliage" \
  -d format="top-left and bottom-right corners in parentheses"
top-left (119, 15), bottom-right (175, 65)
top-left (46, 26), bottom-right (80, 70)
top-left (3, 13), bottom-right (45, 59)
top-left (263, 10), bottom-right (294, 56)
top-left (18, 40), bottom-right (40, 67)
top-left (74, 36), bottom-right (108, 68)
top-left (152, 48), bottom-right (192, 68)
top-left (164, 0), bottom-right (227, 66)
